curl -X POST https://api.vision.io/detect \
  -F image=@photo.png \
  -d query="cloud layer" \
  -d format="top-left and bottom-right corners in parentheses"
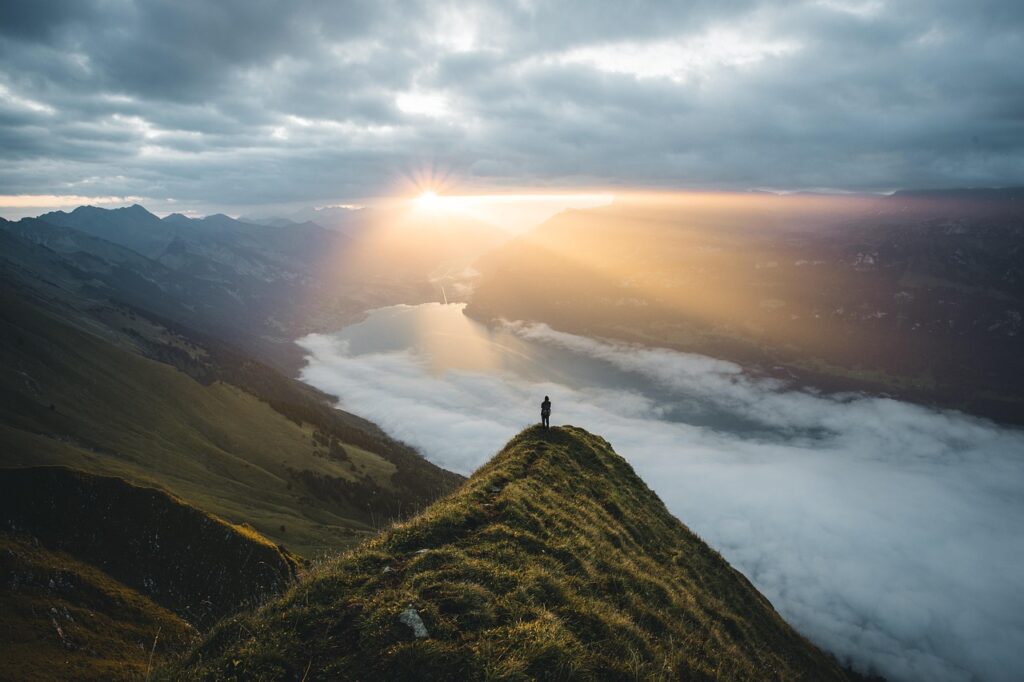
top-left (2, 1), bottom-right (1023, 213)
top-left (298, 305), bottom-right (1024, 682)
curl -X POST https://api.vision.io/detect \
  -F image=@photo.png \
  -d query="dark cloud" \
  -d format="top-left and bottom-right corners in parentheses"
top-left (0, 0), bottom-right (1022, 211)
top-left (0, 0), bottom-right (98, 41)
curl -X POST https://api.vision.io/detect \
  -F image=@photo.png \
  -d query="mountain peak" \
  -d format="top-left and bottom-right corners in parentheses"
top-left (112, 203), bottom-right (159, 220)
top-left (64, 203), bottom-right (157, 219)
top-left (35, 203), bottom-right (169, 257)
top-left (162, 212), bottom-right (193, 223)
top-left (168, 426), bottom-right (853, 680)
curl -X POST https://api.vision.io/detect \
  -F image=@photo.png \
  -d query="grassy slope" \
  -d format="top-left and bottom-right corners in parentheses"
top-left (167, 426), bottom-right (851, 681)
top-left (0, 466), bottom-right (300, 629)
top-left (0, 532), bottom-right (195, 682)
top-left (0, 293), bottom-right (448, 557)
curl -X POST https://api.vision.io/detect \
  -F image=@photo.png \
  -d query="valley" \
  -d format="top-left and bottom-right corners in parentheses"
top-left (2, 193), bottom-right (1022, 681)
top-left (466, 190), bottom-right (1024, 424)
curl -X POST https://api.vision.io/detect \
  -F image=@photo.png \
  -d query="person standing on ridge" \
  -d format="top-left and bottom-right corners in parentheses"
top-left (541, 396), bottom-right (551, 429)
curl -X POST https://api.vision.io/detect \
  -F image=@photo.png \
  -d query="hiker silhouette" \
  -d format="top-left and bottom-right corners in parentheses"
top-left (541, 396), bottom-right (551, 428)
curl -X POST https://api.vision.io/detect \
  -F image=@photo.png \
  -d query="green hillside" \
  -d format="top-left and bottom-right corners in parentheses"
top-left (0, 467), bottom-right (299, 628)
top-left (166, 426), bottom-right (853, 681)
top-left (0, 531), bottom-right (194, 682)
top-left (1, 466), bottom-right (302, 681)
top-left (0, 291), bottom-right (459, 557)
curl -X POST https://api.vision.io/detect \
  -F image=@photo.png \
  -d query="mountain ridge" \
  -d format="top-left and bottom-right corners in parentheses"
top-left (166, 425), bottom-right (857, 680)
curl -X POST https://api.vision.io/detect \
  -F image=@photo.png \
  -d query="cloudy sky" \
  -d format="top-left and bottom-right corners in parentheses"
top-left (1, 0), bottom-right (1023, 215)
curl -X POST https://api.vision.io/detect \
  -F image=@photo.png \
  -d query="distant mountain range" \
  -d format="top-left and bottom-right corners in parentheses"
top-left (467, 188), bottom-right (1024, 424)
top-left (241, 204), bottom-right (367, 234)
top-left (2, 203), bottom-right (506, 371)
top-left (6, 204), bottom-right (366, 370)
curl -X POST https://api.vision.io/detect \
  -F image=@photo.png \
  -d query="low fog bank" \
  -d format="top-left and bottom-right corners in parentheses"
top-left (298, 323), bottom-right (1024, 682)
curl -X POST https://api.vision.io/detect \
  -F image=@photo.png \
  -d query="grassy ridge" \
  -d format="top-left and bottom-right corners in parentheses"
top-left (167, 426), bottom-right (852, 680)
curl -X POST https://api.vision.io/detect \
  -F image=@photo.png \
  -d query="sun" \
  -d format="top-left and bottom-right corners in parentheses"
top-left (415, 190), bottom-right (441, 209)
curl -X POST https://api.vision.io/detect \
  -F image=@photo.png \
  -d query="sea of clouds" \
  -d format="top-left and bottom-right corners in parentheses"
top-left (298, 320), bottom-right (1024, 682)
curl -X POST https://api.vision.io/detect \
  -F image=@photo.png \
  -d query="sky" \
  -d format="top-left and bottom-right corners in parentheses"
top-left (1, 0), bottom-right (1023, 216)
top-left (298, 303), bottom-right (1024, 682)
